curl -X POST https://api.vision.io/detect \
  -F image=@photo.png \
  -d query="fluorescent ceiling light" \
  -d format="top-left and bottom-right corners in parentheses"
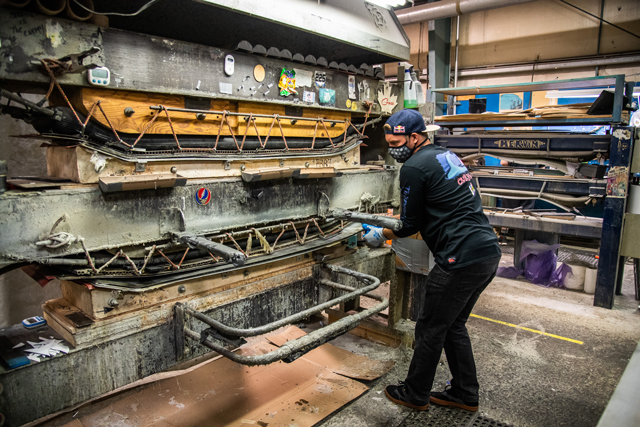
top-left (545, 89), bottom-right (640, 99)
top-left (366, 0), bottom-right (406, 9)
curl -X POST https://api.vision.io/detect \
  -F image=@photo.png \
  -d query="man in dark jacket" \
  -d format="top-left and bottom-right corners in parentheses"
top-left (364, 109), bottom-right (501, 412)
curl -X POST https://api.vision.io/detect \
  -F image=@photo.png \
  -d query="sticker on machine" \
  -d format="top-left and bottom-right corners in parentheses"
top-left (314, 71), bottom-right (326, 88)
top-left (196, 187), bottom-right (211, 205)
top-left (303, 91), bottom-right (316, 103)
top-left (377, 82), bottom-right (397, 114)
top-left (348, 75), bottom-right (356, 99)
top-left (319, 88), bottom-right (335, 106)
top-left (606, 166), bottom-right (629, 198)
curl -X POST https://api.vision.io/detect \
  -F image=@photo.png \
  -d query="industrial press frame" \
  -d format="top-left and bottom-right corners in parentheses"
top-left (0, 1), bottom-right (424, 425)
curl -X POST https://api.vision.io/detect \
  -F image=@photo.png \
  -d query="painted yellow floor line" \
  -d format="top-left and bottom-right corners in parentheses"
top-left (470, 314), bottom-right (584, 345)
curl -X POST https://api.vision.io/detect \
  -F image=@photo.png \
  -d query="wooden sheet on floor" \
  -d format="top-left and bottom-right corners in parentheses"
top-left (265, 326), bottom-right (395, 381)
top-left (61, 328), bottom-right (393, 427)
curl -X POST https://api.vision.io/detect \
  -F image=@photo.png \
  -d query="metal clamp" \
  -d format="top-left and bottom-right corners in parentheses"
top-left (179, 265), bottom-right (388, 365)
top-left (56, 47), bottom-right (101, 74)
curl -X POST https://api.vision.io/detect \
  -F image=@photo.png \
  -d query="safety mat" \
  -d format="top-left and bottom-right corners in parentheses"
top-left (399, 405), bottom-right (514, 427)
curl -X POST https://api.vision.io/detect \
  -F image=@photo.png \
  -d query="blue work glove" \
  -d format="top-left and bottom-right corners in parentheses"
top-left (362, 223), bottom-right (385, 247)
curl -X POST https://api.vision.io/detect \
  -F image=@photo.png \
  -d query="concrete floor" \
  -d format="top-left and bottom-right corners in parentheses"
top-left (316, 253), bottom-right (640, 427)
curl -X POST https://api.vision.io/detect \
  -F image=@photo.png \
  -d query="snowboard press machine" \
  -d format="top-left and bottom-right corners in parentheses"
top-left (0, 1), bottom-right (424, 424)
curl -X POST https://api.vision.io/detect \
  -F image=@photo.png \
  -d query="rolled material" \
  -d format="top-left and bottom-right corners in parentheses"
top-left (584, 268), bottom-right (597, 294)
top-left (66, 0), bottom-right (93, 21)
top-left (37, 0), bottom-right (65, 15)
top-left (4, 0), bottom-right (31, 8)
top-left (565, 264), bottom-right (586, 291)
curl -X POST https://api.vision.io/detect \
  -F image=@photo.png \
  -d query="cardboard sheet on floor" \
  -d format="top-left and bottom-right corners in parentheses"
top-left (265, 326), bottom-right (394, 381)
top-left (62, 340), bottom-right (370, 427)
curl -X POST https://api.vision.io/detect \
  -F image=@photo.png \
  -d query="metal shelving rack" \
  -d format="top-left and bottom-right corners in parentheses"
top-left (430, 75), bottom-right (637, 309)
top-left (431, 75), bottom-right (631, 128)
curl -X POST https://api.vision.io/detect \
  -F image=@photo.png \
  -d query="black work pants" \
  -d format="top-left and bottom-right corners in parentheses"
top-left (404, 256), bottom-right (500, 403)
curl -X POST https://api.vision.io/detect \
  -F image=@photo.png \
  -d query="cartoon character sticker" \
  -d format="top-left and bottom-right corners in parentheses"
top-left (436, 151), bottom-right (468, 180)
top-left (195, 187), bottom-right (211, 205)
top-left (278, 68), bottom-right (297, 96)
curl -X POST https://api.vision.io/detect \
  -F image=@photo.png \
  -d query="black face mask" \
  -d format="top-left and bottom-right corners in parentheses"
top-left (388, 135), bottom-right (427, 163)
top-left (388, 144), bottom-right (413, 163)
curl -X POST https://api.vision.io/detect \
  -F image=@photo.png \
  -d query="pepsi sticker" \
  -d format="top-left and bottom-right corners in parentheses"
top-left (196, 187), bottom-right (211, 205)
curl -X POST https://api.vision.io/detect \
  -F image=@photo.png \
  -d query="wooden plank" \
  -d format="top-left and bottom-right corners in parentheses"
top-left (42, 299), bottom-right (82, 347)
top-left (46, 145), bottom-right (82, 182)
top-left (56, 88), bottom-right (350, 139)
top-left (73, 89), bottom-right (239, 135)
top-left (293, 167), bottom-right (342, 179)
top-left (45, 145), bottom-right (361, 183)
top-left (60, 256), bottom-right (316, 320)
top-left (241, 167), bottom-right (295, 182)
top-left (98, 174), bottom-right (187, 192)
top-left (44, 263), bottom-right (316, 348)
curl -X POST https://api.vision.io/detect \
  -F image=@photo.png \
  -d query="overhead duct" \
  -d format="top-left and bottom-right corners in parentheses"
top-left (395, 0), bottom-right (540, 25)
top-left (456, 54), bottom-right (640, 77)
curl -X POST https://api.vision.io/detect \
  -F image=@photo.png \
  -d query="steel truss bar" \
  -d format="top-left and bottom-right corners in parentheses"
top-left (182, 265), bottom-right (388, 365)
top-left (331, 209), bottom-right (403, 231)
top-left (149, 106), bottom-right (348, 124)
top-left (179, 235), bottom-right (246, 267)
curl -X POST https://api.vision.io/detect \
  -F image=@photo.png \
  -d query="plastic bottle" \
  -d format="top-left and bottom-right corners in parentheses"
top-left (404, 68), bottom-right (417, 109)
top-left (412, 70), bottom-right (424, 106)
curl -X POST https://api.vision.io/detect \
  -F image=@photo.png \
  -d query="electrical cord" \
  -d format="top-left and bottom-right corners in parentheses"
top-left (558, 0), bottom-right (640, 40)
top-left (71, 0), bottom-right (162, 16)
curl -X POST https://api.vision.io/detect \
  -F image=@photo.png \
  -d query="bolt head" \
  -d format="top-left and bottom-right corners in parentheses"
top-left (178, 285), bottom-right (186, 293)
top-left (170, 167), bottom-right (177, 173)
top-left (240, 165), bottom-right (246, 171)
top-left (305, 162), bottom-right (310, 168)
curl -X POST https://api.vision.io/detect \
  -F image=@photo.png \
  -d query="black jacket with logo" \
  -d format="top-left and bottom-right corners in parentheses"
top-left (394, 144), bottom-right (500, 269)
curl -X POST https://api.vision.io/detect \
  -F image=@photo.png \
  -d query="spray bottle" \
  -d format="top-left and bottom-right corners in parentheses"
top-left (403, 66), bottom-right (417, 109)
top-left (412, 69), bottom-right (424, 106)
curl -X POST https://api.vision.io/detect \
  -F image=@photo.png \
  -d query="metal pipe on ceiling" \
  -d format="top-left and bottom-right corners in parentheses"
top-left (395, 0), bottom-right (540, 25)
top-left (457, 54), bottom-right (640, 77)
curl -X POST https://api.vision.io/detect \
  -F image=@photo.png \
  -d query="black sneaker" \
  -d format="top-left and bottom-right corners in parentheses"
top-left (385, 382), bottom-right (429, 411)
top-left (430, 386), bottom-right (478, 412)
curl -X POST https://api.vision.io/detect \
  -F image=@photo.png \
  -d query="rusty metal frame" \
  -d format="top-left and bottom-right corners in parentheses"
top-left (180, 264), bottom-right (388, 365)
